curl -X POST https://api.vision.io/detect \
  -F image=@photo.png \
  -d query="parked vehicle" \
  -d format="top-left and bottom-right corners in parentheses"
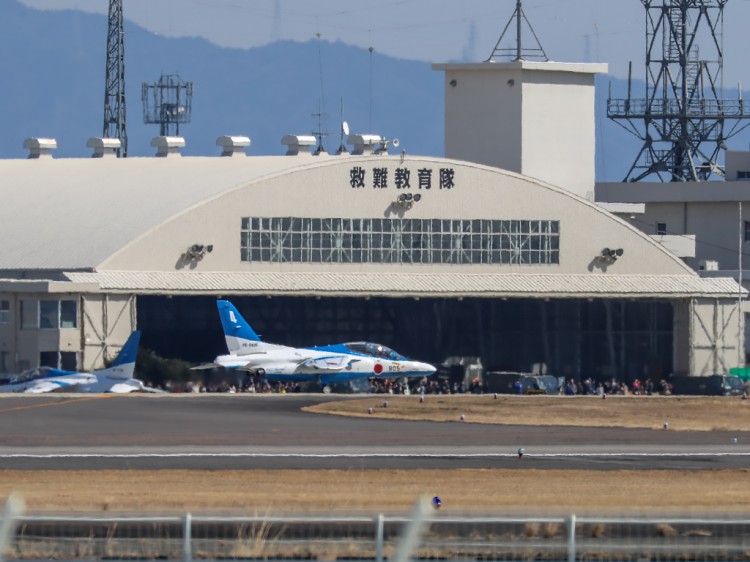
top-left (671, 374), bottom-right (746, 396)
top-left (485, 371), bottom-right (560, 395)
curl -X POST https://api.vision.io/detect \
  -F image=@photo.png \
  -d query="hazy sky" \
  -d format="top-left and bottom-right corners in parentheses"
top-left (17, 0), bottom-right (750, 85)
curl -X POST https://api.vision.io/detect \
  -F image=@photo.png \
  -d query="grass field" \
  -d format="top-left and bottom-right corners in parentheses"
top-left (3, 468), bottom-right (750, 514)
top-left (305, 394), bottom-right (750, 431)
top-left (2, 395), bottom-right (749, 514)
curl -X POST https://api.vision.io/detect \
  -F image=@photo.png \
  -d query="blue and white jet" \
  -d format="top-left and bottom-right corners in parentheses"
top-left (0, 331), bottom-right (150, 393)
top-left (197, 300), bottom-right (436, 391)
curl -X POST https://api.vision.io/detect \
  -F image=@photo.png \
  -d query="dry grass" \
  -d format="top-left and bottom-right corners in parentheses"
top-left (305, 395), bottom-right (750, 431)
top-left (3, 468), bottom-right (750, 514)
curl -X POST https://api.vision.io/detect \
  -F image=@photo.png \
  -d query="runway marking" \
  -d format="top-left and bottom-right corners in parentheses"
top-left (0, 395), bottom-right (115, 414)
top-left (1, 452), bottom-right (748, 459)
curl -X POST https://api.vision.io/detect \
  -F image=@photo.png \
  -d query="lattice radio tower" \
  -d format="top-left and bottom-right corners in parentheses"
top-left (102, 0), bottom-right (127, 157)
top-left (607, 0), bottom-right (750, 182)
top-left (141, 74), bottom-right (193, 137)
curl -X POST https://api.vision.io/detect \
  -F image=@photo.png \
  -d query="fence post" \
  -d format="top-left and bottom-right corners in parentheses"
top-left (375, 513), bottom-right (384, 562)
top-left (0, 496), bottom-right (24, 562)
top-left (392, 497), bottom-right (430, 562)
top-left (567, 514), bottom-right (576, 562)
top-left (183, 513), bottom-right (192, 562)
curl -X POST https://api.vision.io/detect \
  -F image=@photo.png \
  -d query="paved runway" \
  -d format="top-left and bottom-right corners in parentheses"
top-left (0, 394), bottom-right (748, 470)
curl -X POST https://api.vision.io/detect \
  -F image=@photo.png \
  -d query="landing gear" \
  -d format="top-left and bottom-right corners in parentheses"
top-left (255, 368), bottom-right (266, 377)
top-left (321, 385), bottom-right (332, 394)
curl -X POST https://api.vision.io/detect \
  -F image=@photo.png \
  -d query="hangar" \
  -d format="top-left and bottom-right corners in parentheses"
top-left (0, 60), bottom-right (743, 383)
top-left (0, 138), bottom-right (742, 381)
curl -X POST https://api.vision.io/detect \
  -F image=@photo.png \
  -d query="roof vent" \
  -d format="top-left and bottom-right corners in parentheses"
top-left (150, 136), bottom-right (185, 157)
top-left (86, 137), bottom-right (121, 158)
top-left (23, 137), bottom-right (57, 159)
top-left (281, 134), bottom-right (316, 156)
top-left (348, 134), bottom-right (383, 155)
top-left (216, 135), bottom-right (251, 157)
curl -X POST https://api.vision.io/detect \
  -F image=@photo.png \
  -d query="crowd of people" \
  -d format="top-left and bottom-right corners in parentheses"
top-left (561, 377), bottom-right (673, 396)
top-left (167, 375), bottom-right (476, 394)
top-left (163, 374), bottom-right (682, 395)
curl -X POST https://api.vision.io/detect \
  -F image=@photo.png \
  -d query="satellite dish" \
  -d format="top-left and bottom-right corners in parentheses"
top-left (392, 138), bottom-right (400, 147)
top-left (342, 121), bottom-right (350, 136)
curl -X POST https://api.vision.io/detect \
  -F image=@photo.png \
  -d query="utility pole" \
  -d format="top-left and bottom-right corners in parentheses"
top-left (103, 0), bottom-right (127, 157)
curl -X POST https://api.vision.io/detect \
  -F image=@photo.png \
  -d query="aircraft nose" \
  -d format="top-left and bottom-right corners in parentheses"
top-left (413, 361), bottom-right (437, 375)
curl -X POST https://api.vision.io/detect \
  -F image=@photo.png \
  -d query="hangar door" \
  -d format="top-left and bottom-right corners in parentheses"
top-left (137, 295), bottom-right (673, 383)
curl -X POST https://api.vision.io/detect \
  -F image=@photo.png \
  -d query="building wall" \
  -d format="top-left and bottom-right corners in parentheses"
top-left (0, 293), bottom-right (81, 372)
top-left (0, 292), bottom-right (136, 373)
top-left (690, 298), bottom-right (743, 375)
top-left (442, 68), bottom-right (523, 174)
top-left (613, 201), bottom-right (744, 271)
top-left (100, 158), bottom-right (691, 277)
top-left (521, 72), bottom-right (597, 200)
top-left (725, 151), bottom-right (750, 180)
top-left (79, 294), bottom-right (137, 371)
top-left (436, 62), bottom-right (605, 200)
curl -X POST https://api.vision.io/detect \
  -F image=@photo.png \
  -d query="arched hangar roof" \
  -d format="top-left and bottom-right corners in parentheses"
top-left (0, 156), bottom-right (301, 270)
top-left (0, 153), bottom-right (741, 299)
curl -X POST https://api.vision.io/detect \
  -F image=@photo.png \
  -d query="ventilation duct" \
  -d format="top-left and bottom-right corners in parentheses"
top-left (150, 136), bottom-right (185, 157)
top-left (216, 136), bottom-right (251, 157)
top-left (23, 138), bottom-right (57, 159)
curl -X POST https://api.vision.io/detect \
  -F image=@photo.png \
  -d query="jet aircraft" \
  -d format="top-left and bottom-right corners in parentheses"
top-left (196, 300), bottom-right (436, 391)
top-left (0, 331), bottom-right (150, 393)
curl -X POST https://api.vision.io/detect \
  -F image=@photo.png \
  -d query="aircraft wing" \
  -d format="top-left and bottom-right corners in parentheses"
top-left (23, 374), bottom-right (97, 393)
top-left (191, 362), bottom-right (258, 372)
top-left (297, 356), bottom-right (358, 372)
top-left (106, 380), bottom-right (148, 393)
top-left (190, 363), bottom-right (223, 371)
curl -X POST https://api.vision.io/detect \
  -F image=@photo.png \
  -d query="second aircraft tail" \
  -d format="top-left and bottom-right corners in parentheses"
top-left (96, 331), bottom-right (141, 380)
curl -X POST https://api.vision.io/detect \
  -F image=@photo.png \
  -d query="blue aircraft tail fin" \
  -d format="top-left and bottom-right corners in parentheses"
top-left (216, 300), bottom-right (263, 354)
top-left (111, 331), bottom-right (141, 368)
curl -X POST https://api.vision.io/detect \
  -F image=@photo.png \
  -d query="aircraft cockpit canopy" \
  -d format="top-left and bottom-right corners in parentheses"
top-left (0, 366), bottom-right (57, 385)
top-left (343, 342), bottom-right (406, 361)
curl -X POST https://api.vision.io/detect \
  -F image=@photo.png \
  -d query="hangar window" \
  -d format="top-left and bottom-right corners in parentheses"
top-left (0, 300), bottom-right (8, 324)
top-left (19, 299), bottom-right (77, 330)
top-left (60, 301), bottom-right (78, 329)
top-left (242, 217), bottom-right (560, 266)
top-left (39, 351), bottom-right (78, 370)
top-left (20, 300), bottom-right (38, 330)
top-left (0, 351), bottom-right (7, 373)
top-left (40, 301), bottom-right (59, 329)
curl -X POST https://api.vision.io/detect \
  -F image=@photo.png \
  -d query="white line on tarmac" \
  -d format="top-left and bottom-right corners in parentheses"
top-left (1, 452), bottom-right (749, 458)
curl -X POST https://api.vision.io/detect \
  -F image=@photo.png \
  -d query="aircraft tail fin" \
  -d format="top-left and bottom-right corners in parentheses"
top-left (111, 331), bottom-right (141, 368)
top-left (97, 331), bottom-right (141, 380)
top-left (217, 300), bottom-right (263, 354)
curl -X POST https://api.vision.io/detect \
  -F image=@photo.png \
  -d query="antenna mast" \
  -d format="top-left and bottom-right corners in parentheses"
top-left (487, 0), bottom-right (548, 62)
top-left (310, 33), bottom-right (330, 154)
top-left (607, 0), bottom-right (750, 182)
top-left (102, 0), bottom-right (127, 157)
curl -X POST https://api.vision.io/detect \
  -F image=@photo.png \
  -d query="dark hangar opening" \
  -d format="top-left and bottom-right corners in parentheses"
top-left (136, 295), bottom-right (673, 383)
